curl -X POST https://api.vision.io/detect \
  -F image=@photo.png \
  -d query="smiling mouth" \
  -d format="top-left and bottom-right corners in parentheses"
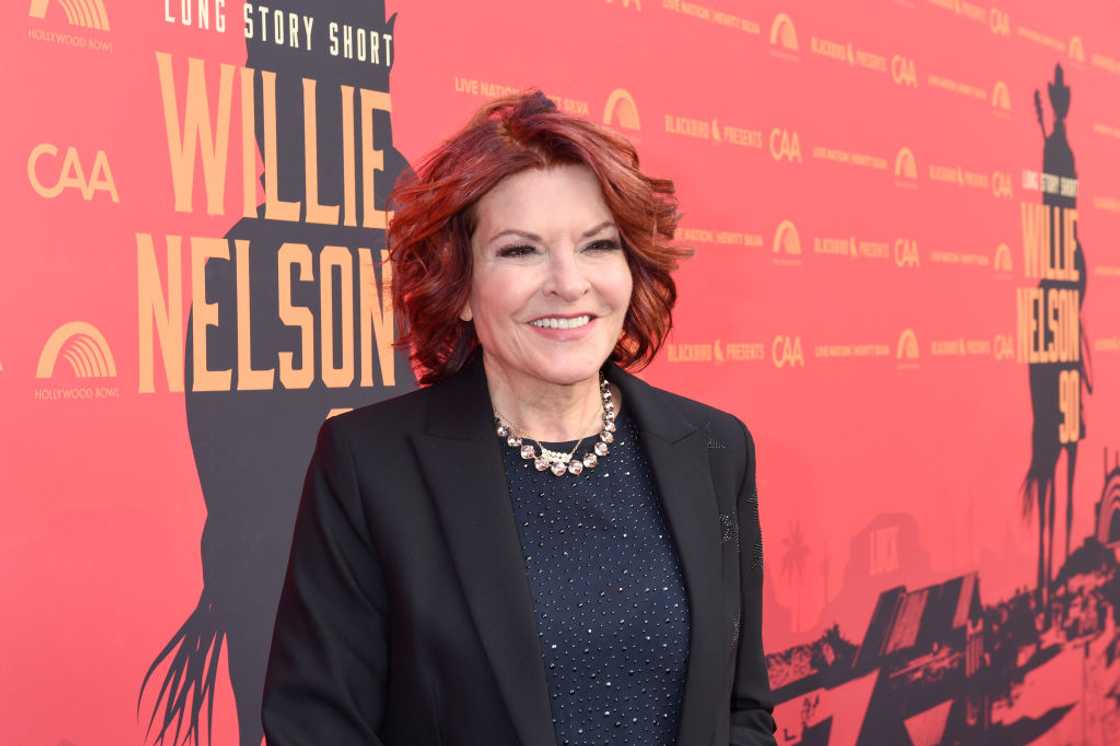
top-left (529, 314), bottom-right (594, 330)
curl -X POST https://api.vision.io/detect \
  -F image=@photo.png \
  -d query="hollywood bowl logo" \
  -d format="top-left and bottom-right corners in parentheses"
top-left (770, 13), bottom-right (798, 52)
top-left (36, 321), bottom-right (117, 379)
top-left (992, 80), bottom-right (1012, 112)
top-left (603, 88), bottom-right (640, 131)
top-left (895, 147), bottom-right (918, 179)
top-left (28, 0), bottom-right (111, 30)
top-left (769, 13), bottom-right (798, 61)
top-left (994, 242), bottom-right (1013, 272)
top-left (896, 328), bottom-right (920, 361)
top-left (772, 219), bottom-right (801, 256)
top-left (894, 146), bottom-right (919, 189)
top-left (33, 321), bottom-right (120, 401)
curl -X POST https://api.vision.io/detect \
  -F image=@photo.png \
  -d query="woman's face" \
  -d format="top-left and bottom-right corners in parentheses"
top-left (461, 163), bottom-right (633, 387)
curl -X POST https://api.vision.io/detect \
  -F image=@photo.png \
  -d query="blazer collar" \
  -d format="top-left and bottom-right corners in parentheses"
top-left (411, 346), bottom-right (724, 746)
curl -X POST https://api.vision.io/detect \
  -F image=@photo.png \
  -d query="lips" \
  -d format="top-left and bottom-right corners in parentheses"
top-left (527, 315), bottom-right (598, 340)
top-left (529, 313), bottom-right (592, 330)
top-left (528, 313), bottom-right (598, 322)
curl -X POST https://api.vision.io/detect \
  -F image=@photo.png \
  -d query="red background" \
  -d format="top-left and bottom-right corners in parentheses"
top-left (4, 1), bottom-right (1119, 744)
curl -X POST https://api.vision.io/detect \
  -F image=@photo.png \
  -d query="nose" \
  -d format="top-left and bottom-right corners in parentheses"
top-left (542, 245), bottom-right (591, 300)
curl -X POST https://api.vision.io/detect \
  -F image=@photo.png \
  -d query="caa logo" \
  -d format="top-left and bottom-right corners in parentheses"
top-left (894, 147), bottom-right (918, 181)
top-left (993, 242), bottom-right (1013, 272)
top-left (603, 89), bottom-right (640, 131)
top-left (36, 321), bottom-right (117, 379)
top-left (28, 0), bottom-right (110, 30)
top-left (28, 144), bottom-right (119, 202)
top-left (769, 13), bottom-right (798, 53)
top-left (989, 8), bottom-right (1010, 36)
top-left (896, 328), bottom-right (920, 361)
top-left (992, 170), bottom-right (1013, 199)
top-left (991, 81), bottom-right (1011, 111)
top-left (894, 239), bottom-right (920, 268)
top-left (772, 220), bottom-right (801, 256)
top-left (1068, 36), bottom-right (1085, 62)
top-left (771, 336), bottom-right (804, 368)
top-left (890, 55), bottom-right (918, 87)
top-left (769, 129), bottom-right (801, 162)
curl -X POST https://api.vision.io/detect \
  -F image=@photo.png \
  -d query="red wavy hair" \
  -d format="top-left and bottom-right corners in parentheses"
top-left (386, 89), bottom-right (693, 385)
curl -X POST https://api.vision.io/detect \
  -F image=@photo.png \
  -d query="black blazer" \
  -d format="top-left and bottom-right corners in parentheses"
top-left (261, 347), bottom-right (777, 745)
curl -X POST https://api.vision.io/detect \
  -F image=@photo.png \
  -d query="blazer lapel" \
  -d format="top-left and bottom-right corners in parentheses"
top-left (603, 360), bottom-right (724, 746)
top-left (411, 349), bottom-right (557, 746)
top-left (412, 348), bottom-right (724, 746)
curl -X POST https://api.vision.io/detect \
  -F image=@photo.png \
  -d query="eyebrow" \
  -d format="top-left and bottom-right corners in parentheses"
top-left (488, 220), bottom-right (617, 245)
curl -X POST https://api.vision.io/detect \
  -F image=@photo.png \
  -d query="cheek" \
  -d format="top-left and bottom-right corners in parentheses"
top-left (474, 268), bottom-right (536, 319)
top-left (606, 260), bottom-right (634, 308)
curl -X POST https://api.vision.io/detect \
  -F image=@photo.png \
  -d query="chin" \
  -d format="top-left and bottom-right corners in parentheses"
top-left (533, 351), bottom-right (608, 384)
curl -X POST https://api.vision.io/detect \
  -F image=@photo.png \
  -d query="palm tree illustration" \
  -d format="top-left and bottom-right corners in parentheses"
top-left (781, 520), bottom-right (810, 632)
top-left (820, 540), bottom-right (830, 608)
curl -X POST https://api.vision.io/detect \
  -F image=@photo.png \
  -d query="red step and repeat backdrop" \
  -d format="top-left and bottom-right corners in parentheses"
top-left (5, 0), bottom-right (1120, 744)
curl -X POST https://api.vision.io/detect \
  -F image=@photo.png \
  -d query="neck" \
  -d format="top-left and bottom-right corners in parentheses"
top-left (482, 350), bottom-right (621, 442)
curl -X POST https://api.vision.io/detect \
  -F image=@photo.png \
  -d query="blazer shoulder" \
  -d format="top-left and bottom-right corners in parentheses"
top-left (636, 378), bottom-right (755, 498)
top-left (643, 379), bottom-right (748, 438)
top-left (318, 384), bottom-right (434, 446)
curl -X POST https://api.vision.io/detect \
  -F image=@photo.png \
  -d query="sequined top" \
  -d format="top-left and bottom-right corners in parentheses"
top-left (500, 405), bottom-right (691, 746)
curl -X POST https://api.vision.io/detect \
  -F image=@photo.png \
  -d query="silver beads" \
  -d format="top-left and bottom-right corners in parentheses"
top-left (493, 370), bottom-right (618, 478)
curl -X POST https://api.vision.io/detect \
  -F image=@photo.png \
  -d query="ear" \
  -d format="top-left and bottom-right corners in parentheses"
top-left (459, 301), bottom-right (473, 322)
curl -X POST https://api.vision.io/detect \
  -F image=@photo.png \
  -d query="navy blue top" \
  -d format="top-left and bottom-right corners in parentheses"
top-left (500, 405), bottom-right (691, 746)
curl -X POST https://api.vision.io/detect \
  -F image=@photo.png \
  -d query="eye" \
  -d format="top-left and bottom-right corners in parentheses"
top-left (586, 239), bottom-right (621, 252)
top-left (498, 244), bottom-right (536, 258)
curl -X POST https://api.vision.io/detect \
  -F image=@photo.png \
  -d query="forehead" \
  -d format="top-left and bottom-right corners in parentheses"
top-left (473, 164), bottom-right (613, 240)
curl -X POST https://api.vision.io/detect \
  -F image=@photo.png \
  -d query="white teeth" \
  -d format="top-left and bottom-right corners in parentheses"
top-left (530, 315), bottom-right (591, 329)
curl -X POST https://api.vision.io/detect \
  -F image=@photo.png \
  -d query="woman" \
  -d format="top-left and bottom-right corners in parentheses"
top-left (261, 90), bottom-right (777, 746)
